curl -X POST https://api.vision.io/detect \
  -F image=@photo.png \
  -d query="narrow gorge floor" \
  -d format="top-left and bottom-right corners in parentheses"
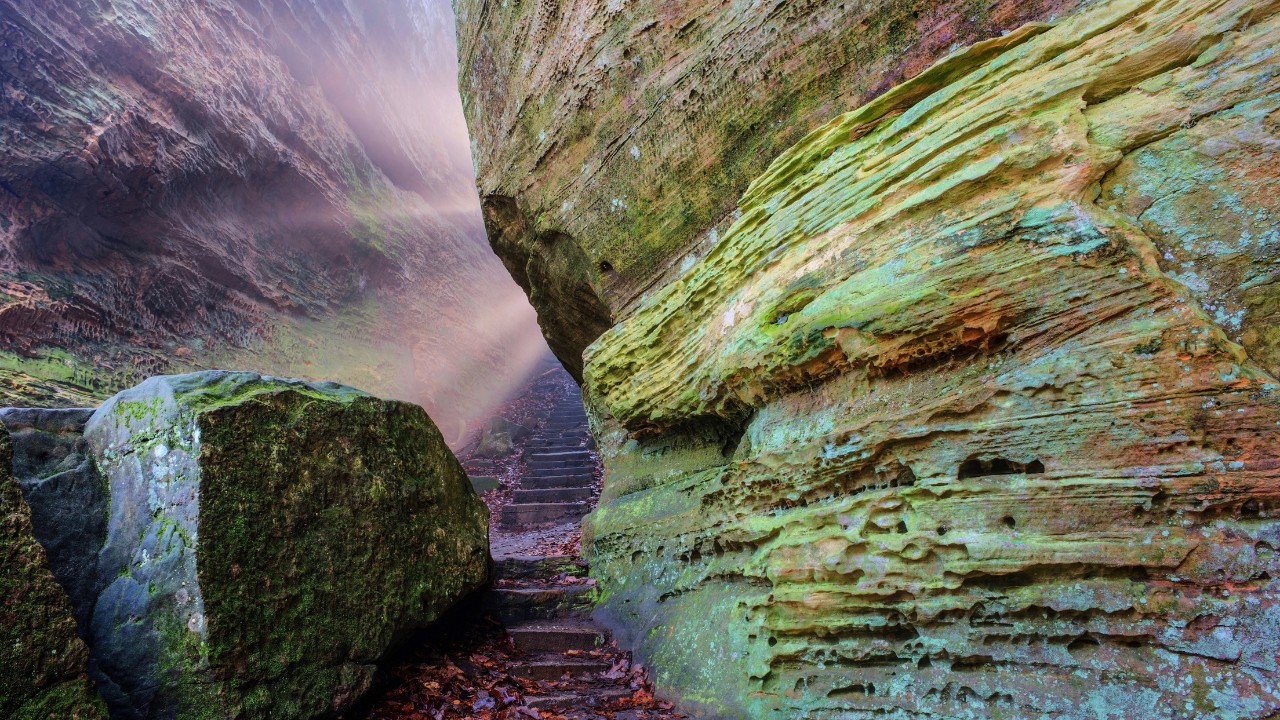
top-left (347, 368), bottom-right (686, 720)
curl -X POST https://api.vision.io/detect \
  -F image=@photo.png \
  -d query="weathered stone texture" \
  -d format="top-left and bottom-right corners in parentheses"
top-left (0, 0), bottom-right (541, 437)
top-left (80, 371), bottom-right (490, 719)
top-left (0, 424), bottom-right (107, 719)
top-left (465, 0), bottom-right (1280, 716)
top-left (458, 0), bottom-right (1100, 376)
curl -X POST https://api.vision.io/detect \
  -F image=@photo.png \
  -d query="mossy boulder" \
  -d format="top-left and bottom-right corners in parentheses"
top-left (0, 424), bottom-right (107, 719)
top-left (81, 371), bottom-right (490, 719)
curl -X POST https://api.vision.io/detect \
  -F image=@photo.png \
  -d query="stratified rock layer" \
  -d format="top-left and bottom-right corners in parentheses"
top-left (466, 0), bottom-right (1280, 716)
top-left (0, 425), bottom-right (106, 719)
top-left (81, 372), bottom-right (490, 719)
top-left (457, 0), bottom-right (1100, 376)
top-left (0, 0), bottom-right (544, 437)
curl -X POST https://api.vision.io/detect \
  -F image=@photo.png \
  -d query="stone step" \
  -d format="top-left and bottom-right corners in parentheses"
top-left (525, 445), bottom-right (583, 453)
top-left (529, 450), bottom-right (591, 460)
top-left (528, 451), bottom-right (590, 459)
top-left (523, 467), bottom-right (592, 479)
top-left (509, 620), bottom-right (607, 653)
top-left (533, 435), bottom-right (588, 444)
top-left (527, 451), bottom-right (590, 460)
top-left (520, 473), bottom-right (593, 490)
top-left (527, 444), bottom-right (585, 452)
top-left (501, 502), bottom-right (589, 527)
top-left (514, 487), bottom-right (592, 504)
top-left (525, 687), bottom-right (632, 710)
top-left (528, 462), bottom-right (592, 474)
top-left (494, 554), bottom-right (586, 582)
top-left (484, 583), bottom-right (597, 622)
top-left (527, 467), bottom-right (592, 478)
top-left (511, 658), bottom-right (610, 681)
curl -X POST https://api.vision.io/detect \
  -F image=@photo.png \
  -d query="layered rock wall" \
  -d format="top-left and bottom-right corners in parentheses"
top-left (0, 0), bottom-right (546, 439)
top-left (457, 0), bottom-right (1100, 377)
top-left (464, 0), bottom-right (1280, 716)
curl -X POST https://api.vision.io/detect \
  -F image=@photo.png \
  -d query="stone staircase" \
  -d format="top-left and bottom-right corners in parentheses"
top-left (500, 401), bottom-right (596, 529)
top-left (485, 396), bottom-right (645, 714)
top-left (485, 555), bottom-right (633, 711)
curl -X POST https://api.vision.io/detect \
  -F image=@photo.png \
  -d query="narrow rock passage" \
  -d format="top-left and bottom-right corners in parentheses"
top-left (351, 368), bottom-right (686, 719)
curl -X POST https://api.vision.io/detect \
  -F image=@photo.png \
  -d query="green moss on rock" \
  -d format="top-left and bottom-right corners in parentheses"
top-left (576, 0), bottom-right (1280, 716)
top-left (0, 429), bottom-right (107, 719)
top-left (83, 371), bottom-right (489, 719)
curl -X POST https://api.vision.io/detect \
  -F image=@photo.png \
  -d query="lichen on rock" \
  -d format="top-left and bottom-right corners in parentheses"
top-left (80, 371), bottom-right (490, 719)
top-left (541, 0), bottom-right (1280, 716)
top-left (0, 425), bottom-right (107, 720)
top-left (457, 0), bottom-right (1104, 377)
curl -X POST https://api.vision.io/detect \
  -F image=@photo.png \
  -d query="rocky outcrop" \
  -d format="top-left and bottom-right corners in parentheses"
top-left (0, 0), bottom-right (546, 438)
top-left (0, 425), bottom-right (106, 719)
top-left (465, 0), bottom-right (1280, 716)
top-left (457, 0), bottom-right (1102, 377)
top-left (54, 371), bottom-right (489, 719)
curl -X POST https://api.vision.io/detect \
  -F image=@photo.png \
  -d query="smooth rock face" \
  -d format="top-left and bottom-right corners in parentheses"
top-left (0, 0), bottom-right (543, 438)
top-left (81, 371), bottom-right (490, 719)
top-left (467, 0), bottom-right (1280, 716)
top-left (457, 0), bottom-right (1100, 376)
top-left (0, 426), bottom-right (107, 719)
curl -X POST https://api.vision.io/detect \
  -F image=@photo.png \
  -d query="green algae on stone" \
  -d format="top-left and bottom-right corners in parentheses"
top-left (574, 0), bottom-right (1280, 717)
top-left (83, 371), bottom-right (490, 719)
top-left (459, 0), bottom-right (1100, 375)
top-left (0, 429), bottom-right (107, 719)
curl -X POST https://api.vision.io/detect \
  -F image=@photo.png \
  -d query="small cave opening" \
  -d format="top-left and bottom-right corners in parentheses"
top-left (957, 456), bottom-right (1046, 479)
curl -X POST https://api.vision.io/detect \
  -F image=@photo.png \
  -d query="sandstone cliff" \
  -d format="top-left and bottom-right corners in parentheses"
top-left (458, 0), bottom-right (1100, 377)
top-left (462, 0), bottom-right (1280, 716)
top-left (0, 0), bottom-right (546, 439)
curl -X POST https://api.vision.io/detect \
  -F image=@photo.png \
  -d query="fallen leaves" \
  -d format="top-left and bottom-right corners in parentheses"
top-left (349, 365), bottom-right (674, 719)
top-left (345, 611), bottom-right (685, 720)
